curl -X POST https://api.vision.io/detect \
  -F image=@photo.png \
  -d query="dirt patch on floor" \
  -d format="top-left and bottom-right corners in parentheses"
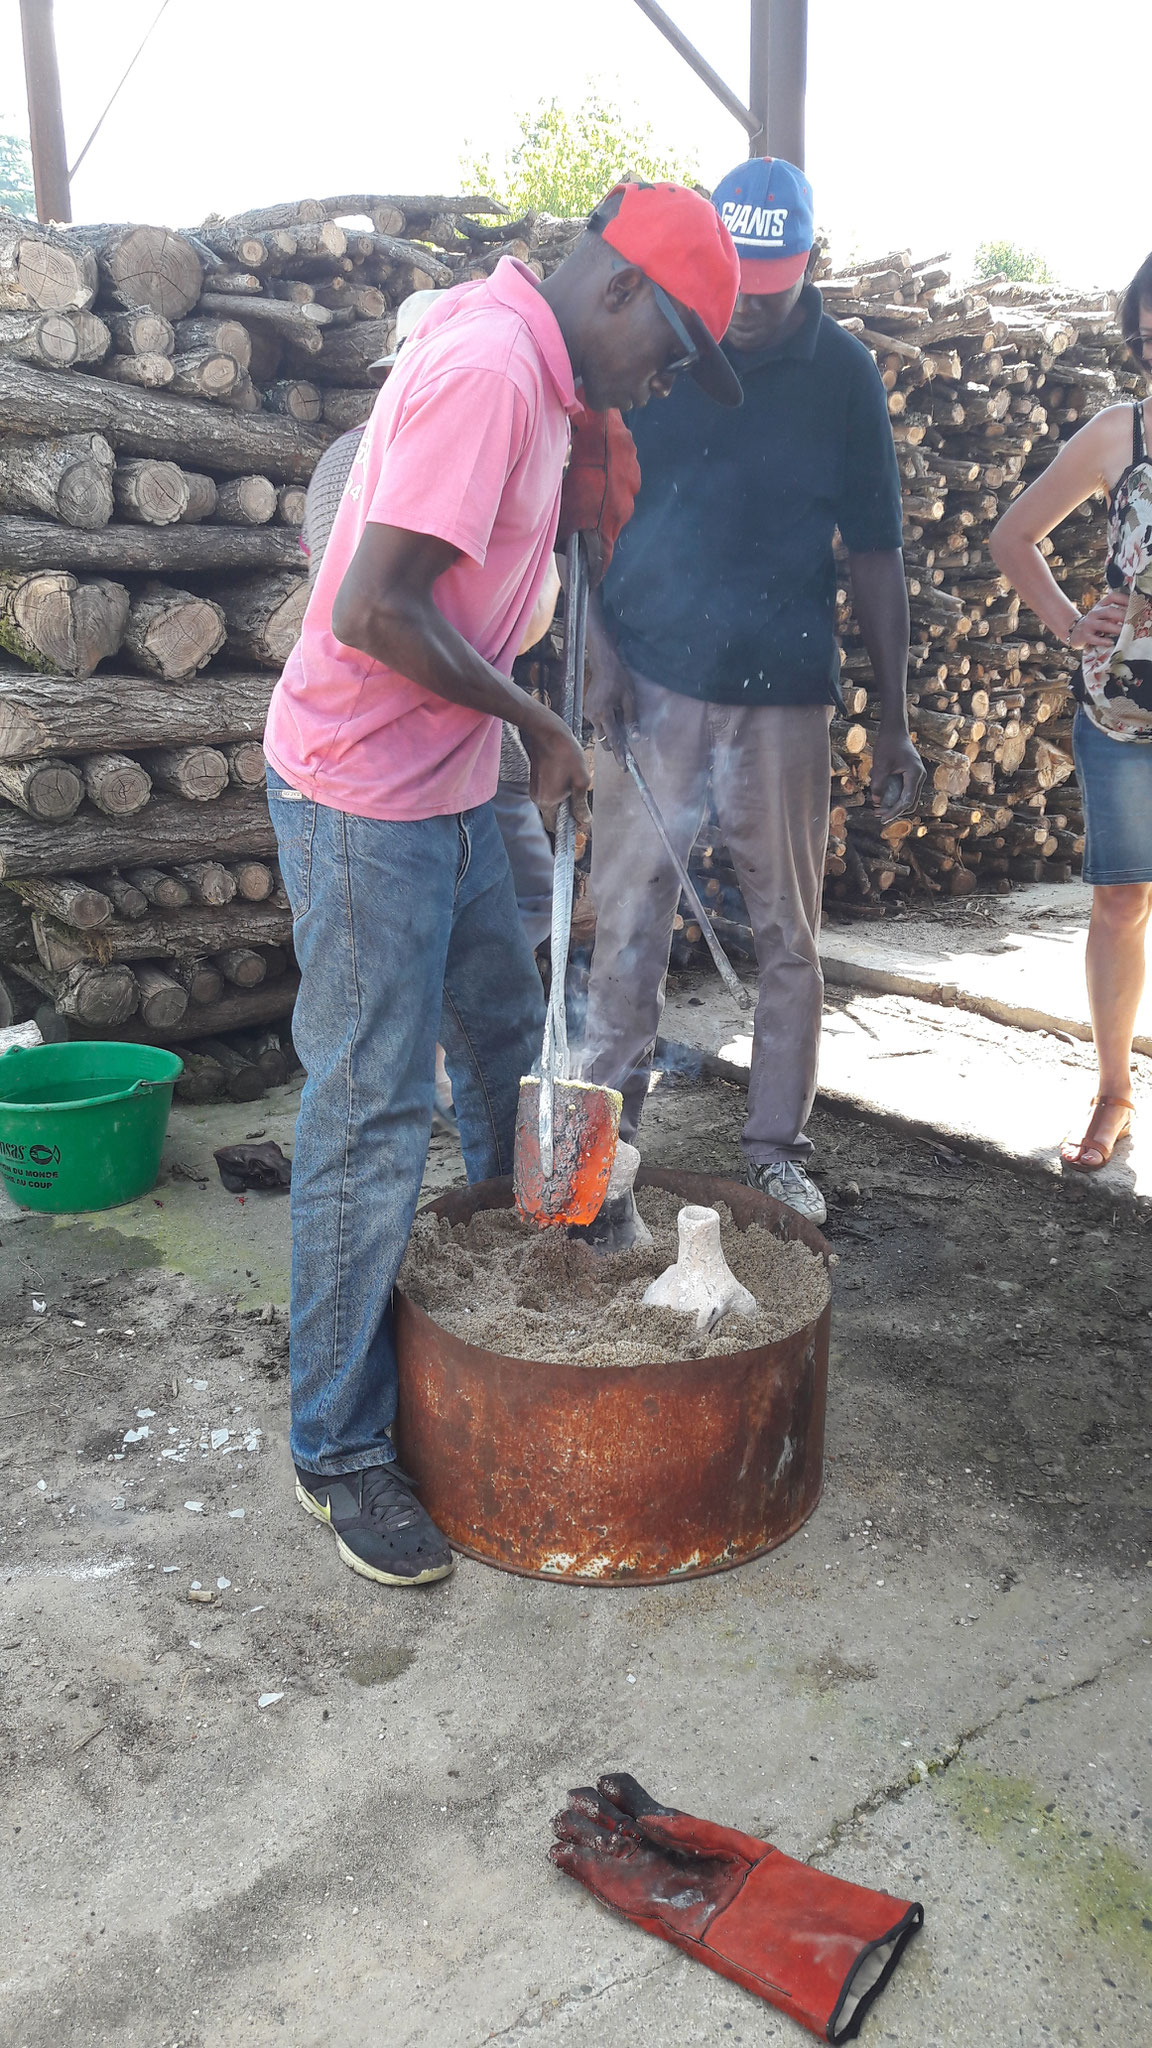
top-left (0, 1057), bottom-right (1148, 2047)
top-left (399, 1184), bottom-right (830, 1364)
top-left (640, 1069), bottom-right (1152, 1570)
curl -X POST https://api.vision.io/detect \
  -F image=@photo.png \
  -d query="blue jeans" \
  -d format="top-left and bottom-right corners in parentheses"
top-left (1072, 706), bottom-right (1152, 885)
top-left (267, 767), bottom-right (544, 1475)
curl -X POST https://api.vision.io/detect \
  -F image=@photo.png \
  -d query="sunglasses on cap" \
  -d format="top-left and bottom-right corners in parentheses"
top-left (609, 254), bottom-right (700, 377)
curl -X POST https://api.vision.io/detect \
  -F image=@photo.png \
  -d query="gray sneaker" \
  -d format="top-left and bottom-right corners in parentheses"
top-left (746, 1159), bottom-right (827, 1225)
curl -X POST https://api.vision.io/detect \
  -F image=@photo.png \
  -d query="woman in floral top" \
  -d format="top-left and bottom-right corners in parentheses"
top-left (993, 252), bottom-right (1152, 1169)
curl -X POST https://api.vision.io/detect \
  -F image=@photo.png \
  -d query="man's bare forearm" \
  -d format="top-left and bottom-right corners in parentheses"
top-left (846, 548), bottom-right (911, 728)
top-left (337, 579), bottom-right (557, 740)
top-left (328, 519), bottom-right (590, 821)
top-left (585, 583), bottom-right (620, 666)
top-left (847, 548), bottom-right (923, 816)
top-left (583, 584), bottom-right (638, 761)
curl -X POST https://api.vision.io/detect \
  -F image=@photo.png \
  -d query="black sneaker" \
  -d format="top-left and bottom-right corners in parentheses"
top-left (295, 1462), bottom-right (454, 1586)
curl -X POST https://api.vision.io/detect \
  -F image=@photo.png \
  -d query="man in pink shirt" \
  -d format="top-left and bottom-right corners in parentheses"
top-left (264, 184), bottom-right (741, 1591)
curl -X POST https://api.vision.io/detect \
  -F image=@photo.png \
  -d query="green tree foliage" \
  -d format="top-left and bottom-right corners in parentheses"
top-left (0, 132), bottom-right (35, 217)
top-left (972, 238), bottom-right (1055, 285)
top-left (461, 93), bottom-right (699, 221)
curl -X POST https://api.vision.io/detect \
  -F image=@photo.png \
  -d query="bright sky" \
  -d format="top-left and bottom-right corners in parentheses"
top-left (0, 0), bottom-right (1134, 291)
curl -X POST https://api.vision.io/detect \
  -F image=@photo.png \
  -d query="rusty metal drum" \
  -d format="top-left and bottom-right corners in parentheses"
top-left (394, 1168), bottom-right (830, 1585)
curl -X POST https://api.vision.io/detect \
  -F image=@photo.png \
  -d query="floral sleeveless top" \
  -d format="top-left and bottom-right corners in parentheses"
top-left (1073, 401), bottom-right (1152, 741)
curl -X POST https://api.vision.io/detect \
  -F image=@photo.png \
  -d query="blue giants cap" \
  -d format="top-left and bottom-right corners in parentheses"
top-left (710, 157), bottom-right (815, 293)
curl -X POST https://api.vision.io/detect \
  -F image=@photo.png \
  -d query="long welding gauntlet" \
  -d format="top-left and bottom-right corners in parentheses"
top-left (550, 1773), bottom-right (922, 2043)
top-left (554, 407), bottom-right (641, 582)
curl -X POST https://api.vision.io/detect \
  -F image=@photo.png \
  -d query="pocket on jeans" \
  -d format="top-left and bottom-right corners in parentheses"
top-left (266, 776), bottom-right (315, 917)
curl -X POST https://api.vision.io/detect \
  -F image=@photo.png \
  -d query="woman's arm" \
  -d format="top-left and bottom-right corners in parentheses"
top-left (991, 408), bottom-right (1130, 648)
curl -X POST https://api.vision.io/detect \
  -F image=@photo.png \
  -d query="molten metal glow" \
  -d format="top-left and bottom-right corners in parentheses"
top-left (512, 1077), bottom-right (623, 1228)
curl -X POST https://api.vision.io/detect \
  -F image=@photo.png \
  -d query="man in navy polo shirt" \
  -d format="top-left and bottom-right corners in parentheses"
top-left (581, 158), bottom-right (923, 1229)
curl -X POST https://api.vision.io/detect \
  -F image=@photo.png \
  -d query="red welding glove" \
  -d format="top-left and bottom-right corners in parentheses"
top-left (555, 407), bottom-right (641, 585)
top-left (550, 1774), bottom-right (923, 2043)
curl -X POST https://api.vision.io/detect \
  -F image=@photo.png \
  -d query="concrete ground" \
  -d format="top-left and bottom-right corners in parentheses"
top-left (819, 881), bottom-right (1152, 1059)
top-left (664, 881), bottom-right (1152, 1210)
top-left (1, 955), bottom-right (1149, 2046)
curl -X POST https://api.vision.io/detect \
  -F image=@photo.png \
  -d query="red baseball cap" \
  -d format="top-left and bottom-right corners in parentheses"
top-left (594, 182), bottom-right (743, 407)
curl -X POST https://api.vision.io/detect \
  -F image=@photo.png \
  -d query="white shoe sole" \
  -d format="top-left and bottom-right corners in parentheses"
top-left (296, 1478), bottom-right (455, 1587)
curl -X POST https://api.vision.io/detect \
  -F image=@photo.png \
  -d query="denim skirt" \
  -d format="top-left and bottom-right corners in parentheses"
top-left (1072, 707), bottom-right (1152, 885)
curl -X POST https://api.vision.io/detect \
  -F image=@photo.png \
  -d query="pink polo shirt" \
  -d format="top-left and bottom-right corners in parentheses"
top-left (264, 259), bottom-right (580, 820)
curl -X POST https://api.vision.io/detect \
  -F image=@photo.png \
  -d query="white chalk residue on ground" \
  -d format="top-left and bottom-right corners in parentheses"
top-left (5, 1554), bottom-right (137, 1583)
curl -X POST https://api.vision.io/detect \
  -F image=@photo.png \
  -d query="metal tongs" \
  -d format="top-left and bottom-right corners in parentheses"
top-left (537, 531), bottom-right (590, 1174)
top-left (621, 747), bottom-right (753, 1013)
top-left (512, 536), bottom-right (623, 1230)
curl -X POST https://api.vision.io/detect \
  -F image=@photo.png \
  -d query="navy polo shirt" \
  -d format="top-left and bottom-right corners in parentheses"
top-left (600, 285), bottom-right (904, 707)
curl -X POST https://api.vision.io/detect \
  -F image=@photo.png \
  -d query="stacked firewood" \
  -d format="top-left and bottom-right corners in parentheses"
top-left (676, 250), bottom-right (1135, 943)
top-left (0, 192), bottom-right (575, 1094)
top-left (0, 197), bottom-right (1134, 1077)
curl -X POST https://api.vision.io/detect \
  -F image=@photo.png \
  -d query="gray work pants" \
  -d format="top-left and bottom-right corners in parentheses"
top-left (581, 674), bottom-right (832, 1165)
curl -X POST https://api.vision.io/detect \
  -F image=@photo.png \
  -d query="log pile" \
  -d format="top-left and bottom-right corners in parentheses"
top-left (0, 629), bottom-right (298, 1086)
top-left (0, 197), bottom-right (1132, 1077)
top-left (0, 194), bottom-right (586, 1086)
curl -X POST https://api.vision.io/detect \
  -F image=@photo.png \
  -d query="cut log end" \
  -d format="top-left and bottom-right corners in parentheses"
top-left (143, 745), bottom-right (230, 803)
top-left (114, 459), bottom-right (190, 527)
top-left (124, 589), bottom-right (227, 680)
top-left (88, 225), bottom-right (204, 321)
top-left (82, 752), bottom-right (153, 819)
top-left (0, 568), bottom-right (130, 680)
top-left (0, 756), bottom-right (85, 822)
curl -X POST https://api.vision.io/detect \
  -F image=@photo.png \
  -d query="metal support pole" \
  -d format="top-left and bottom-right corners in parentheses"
top-left (20, 0), bottom-right (71, 222)
top-left (633, 0), bottom-right (758, 137)
top-left (762, 0), bottom-right (807, 169)
top-left (749, 0), bottom-right (770, 154)
top-left (634, 1), bottom-right (807, 170)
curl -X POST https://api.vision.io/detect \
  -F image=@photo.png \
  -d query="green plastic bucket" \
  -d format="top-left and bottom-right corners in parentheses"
top-left (0, 1040), bottom-right (183, 1214)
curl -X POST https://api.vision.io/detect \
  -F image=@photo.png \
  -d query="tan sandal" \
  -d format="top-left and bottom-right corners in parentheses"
top-left (1060, 1096), bottom-right (1134, 1172)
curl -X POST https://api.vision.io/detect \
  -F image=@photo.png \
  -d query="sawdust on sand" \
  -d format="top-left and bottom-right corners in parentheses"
top-left (398, 1186), bottom-right (830, 1365)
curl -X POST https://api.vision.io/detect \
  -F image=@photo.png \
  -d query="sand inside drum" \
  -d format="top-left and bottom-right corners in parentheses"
top-left (399, 1187), bottom-right (830, 1366)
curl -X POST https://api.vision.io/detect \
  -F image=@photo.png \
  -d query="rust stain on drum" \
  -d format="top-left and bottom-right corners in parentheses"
top-left (394, 1169), bottom-right (830, 1585)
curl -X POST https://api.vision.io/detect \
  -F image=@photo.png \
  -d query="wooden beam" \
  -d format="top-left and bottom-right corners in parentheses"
top-left (19, 0), bottom-right (71, 223)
